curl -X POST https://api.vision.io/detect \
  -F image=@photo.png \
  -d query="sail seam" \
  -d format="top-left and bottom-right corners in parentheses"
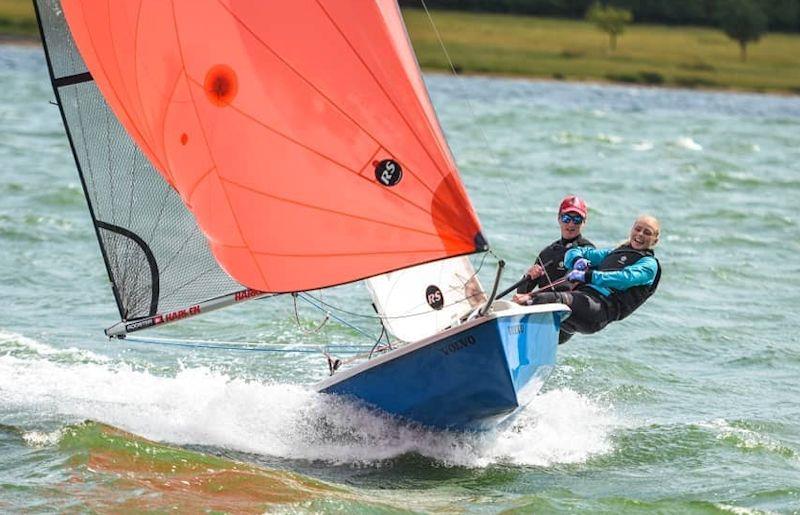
top-left (170, 0), bottom-right (272, 291)
top-left (214, 0), bottom-right (439, 196)
top-left (250, 248), bottom-right (446, 258)
top-left (75, 0), bottom-right (168, 173)
top-left (181, 81), bottom-right (469, 240)
top-left (185, 165), bottom-right (216, 206)
top-left (154, 20), bottom-right (189, 189)
top-left (314, 0), bottom-right (451, 182)
top-left (361, 146), bottom-right (384, 177)
top-left (220, 177), bottom-right (444, 239)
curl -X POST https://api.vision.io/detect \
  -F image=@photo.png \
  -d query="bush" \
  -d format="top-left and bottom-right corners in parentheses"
top-left (639, 71), bottom-right (665, 84)
top-left (674, 75), bottom-right (719, 88)
top-left (605, 72), bottom-right (640, 83)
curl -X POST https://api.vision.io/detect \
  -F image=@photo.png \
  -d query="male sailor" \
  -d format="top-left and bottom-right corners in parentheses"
top-left (513, 195), bottom-right (595, 296)
top-left (515, 215), bottom-right (662, 344)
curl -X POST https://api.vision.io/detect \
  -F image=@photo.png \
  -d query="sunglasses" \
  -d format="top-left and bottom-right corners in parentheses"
top-left (560, 213), bottom-right (585, 224)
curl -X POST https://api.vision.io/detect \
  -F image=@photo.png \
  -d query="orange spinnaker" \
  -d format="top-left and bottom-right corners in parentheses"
top-left (61, 0), bottom-right (484, 292)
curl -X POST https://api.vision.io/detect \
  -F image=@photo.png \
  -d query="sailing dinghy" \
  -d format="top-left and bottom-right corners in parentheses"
top-left (33, 0), bottom-right (569, 430)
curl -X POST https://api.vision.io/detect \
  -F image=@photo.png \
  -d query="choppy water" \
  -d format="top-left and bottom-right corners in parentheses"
top-left (2, 42), bottom-right (800, 513)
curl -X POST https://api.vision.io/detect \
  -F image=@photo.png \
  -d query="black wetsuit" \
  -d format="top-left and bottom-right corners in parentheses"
top-left (516, 235), bottom-right (595, 294)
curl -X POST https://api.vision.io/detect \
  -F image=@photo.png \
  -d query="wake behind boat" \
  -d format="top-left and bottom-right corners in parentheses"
top-left (32, 0), bottom-right (568, 430)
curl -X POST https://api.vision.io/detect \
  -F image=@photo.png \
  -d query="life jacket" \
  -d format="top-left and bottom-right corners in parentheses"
top-left (518, 235), bottom-right (594, 293)
top-left (597, 245), bottom-right (661, 321)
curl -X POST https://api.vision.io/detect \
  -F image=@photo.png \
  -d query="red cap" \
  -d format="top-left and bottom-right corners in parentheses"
top-left (559, 195), bottom-right (587, 217)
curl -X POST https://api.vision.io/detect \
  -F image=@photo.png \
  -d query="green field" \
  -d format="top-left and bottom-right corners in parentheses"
top-left (3, 1), bottom-right (800, 94)
top-left (0, 0), bottom-right (35, 36)
top-left (403, 9), bottom-right (800, 94)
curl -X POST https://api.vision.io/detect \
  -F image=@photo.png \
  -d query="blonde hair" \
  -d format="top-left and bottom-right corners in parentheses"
top-left (632, 214), bottom-right (660, 248)
top-left (636, 214), bottom-right (660, 236)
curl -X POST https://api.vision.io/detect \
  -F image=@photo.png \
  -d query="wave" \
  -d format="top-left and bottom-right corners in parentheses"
top-left (47, 420), bottom-right (379, 513)
top-left (0, 339), bottom-right (616, 468)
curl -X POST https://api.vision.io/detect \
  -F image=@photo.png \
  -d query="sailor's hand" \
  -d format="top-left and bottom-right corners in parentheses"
top-left (512, 293), bottom-right (531, 305)
top-left (573, 258), bottom-right (591, 271)
top-left (567, 270), bottom-right (587, 283)
top-left (526, 264), bottom-right (544, 279)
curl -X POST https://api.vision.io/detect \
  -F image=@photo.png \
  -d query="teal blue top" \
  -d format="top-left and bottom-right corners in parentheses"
top-left (564, 246), bottom-right (659, 297)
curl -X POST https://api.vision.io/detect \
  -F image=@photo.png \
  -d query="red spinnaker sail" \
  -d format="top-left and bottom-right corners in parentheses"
top-left (60, 0), bottom-right (485, 292)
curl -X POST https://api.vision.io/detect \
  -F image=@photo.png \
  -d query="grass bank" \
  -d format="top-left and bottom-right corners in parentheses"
top-left (0, 0), bottom-right (35, 38)
top-left (403, 9), bottom-right (800, 94)
top-left (2, 1), bottom-right (799, 94)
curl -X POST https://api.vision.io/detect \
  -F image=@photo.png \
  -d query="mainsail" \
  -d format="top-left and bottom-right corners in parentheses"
top-left (53, 0), bottom-right (487, 294)
top-left (33, 0), bottom-right (245, 322)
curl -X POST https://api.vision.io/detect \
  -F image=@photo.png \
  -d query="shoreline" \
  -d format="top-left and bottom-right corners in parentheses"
top-left (2, 34), bottom-right (797, 99)
top-left (0, 33), bottom-right (39, 46)
top-left (422, 68), bottom-right (800, 99)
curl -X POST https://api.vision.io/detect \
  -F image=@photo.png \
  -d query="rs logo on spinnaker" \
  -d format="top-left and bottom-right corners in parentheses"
top-left (375, 159), bottom-right (402, 186)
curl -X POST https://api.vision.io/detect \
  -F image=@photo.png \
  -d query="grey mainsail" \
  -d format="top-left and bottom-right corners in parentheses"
top-left (33, 0), bottom-right (245, 324)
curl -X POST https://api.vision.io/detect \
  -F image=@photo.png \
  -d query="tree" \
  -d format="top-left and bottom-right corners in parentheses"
top-left (716, 0), bottom-right (768, 61)
top-left (585, 2), bottom-right (633, 51)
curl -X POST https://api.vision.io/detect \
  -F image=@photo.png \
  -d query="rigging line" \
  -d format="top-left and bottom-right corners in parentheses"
top-left (314, 0), bottom-right (453, 182)
top-left (419, 1), bottom-right (530, 251)
top-left (292, 293), bottom-right (330, 334)
top-left (299, 251), bottom-right (489, 322)
top-left (295, 293), bottom-right (381, 342)
top-left (220, 0), bottom-right (445, 193)
top-left (299, 261), bottom-right (488, 322)
top-left (156, 265), bottom-right (236, 300)
top-left (124, 336), bottom-right (370, 354)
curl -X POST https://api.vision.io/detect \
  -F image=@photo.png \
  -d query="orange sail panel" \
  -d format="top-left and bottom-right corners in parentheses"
top-left (60, 0), bottom-right (485, 292)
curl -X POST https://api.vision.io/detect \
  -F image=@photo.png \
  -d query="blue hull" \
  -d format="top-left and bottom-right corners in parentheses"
top-left (317, 306), bottom-right (566, 430)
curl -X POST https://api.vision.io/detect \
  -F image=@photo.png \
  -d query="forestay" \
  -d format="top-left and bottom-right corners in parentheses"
top-left (54, 0), bottom-right (488, 295)
top-left (366, 257), bottom-right (486, 343)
